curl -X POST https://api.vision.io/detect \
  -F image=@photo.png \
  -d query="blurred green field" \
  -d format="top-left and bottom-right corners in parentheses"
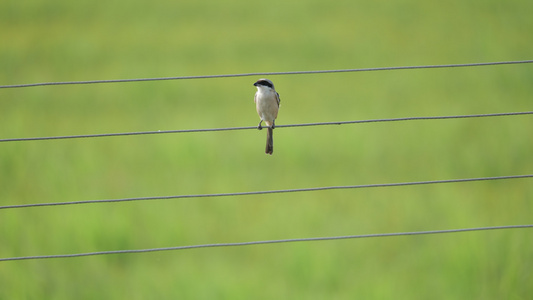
top-left (1, 0), bottom-right (533, 298)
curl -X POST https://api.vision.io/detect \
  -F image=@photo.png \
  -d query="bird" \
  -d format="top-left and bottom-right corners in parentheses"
top-left (253, 79), bottom-right (281, 155)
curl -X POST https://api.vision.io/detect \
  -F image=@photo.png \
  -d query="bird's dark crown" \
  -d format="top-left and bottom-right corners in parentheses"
top-left (254, 79), bottom-right (274, 88)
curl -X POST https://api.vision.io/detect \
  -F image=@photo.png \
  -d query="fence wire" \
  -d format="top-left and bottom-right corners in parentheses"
top-left (1, 174), bottom-right (531, 210)
top-left (1, 60), bottom-right (532, 89)
top-left (1, 225), bottom-right (531, 262)
top-left (1, 111), bottom-right (531, 143)
top-left (1, 60), bottom-right (532, 263)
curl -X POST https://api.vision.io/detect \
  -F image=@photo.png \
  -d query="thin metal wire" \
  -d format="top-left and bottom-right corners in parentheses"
top-left (1, 60), bottom-right (532, 89)
top-left (1, 224), bottom-right (531, 262)
top-left (1, 111), bottom-right (531, 143)
top-left (1, 174), bottom-right (531, 210)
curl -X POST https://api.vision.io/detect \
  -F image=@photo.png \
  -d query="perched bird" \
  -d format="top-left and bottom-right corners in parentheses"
top-left (253, 79), bottom-right (281, 155)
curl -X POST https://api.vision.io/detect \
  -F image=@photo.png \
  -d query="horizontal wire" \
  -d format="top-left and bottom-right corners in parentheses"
top-left (1, 174), bottom-right (531, 210)
top-left (1, 60), bottom-right (532, 89)
top-left (1, 224), bottom-right (531, 262)
top-left (1, 111), bottom-right (532, 143)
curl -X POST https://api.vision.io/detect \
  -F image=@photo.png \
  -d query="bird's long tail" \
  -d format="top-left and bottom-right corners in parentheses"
top-left (265, 127), bottom-right (273, 155)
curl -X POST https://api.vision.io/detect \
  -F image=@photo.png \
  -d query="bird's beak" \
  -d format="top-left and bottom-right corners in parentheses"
top-left (253, 82), bottom-right (259, 86)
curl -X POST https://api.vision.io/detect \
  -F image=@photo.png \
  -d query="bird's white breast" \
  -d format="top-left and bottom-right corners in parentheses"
top-left (255, 87), bottom-right (279, 125)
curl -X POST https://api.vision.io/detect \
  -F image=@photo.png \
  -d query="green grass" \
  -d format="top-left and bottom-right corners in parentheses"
top-left (1, 0), bottom-right (533, 299)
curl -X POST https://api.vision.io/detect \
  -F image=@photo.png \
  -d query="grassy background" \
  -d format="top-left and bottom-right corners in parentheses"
top-left (1, 0), bottom-right (533, 298)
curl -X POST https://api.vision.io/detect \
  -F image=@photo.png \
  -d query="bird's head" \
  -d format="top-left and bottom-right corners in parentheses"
top-left (253, 79), bottom-right (275, 90)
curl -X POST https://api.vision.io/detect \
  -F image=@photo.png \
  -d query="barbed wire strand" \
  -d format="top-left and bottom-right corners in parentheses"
top-left (1, 60), bottom-right (532, 89)
top-left (1, 224), bottom-right (531, 262)
top-left (1, 174), bottom-right (531, 210)
top-left (1, 111), bottom-right (531, 143)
